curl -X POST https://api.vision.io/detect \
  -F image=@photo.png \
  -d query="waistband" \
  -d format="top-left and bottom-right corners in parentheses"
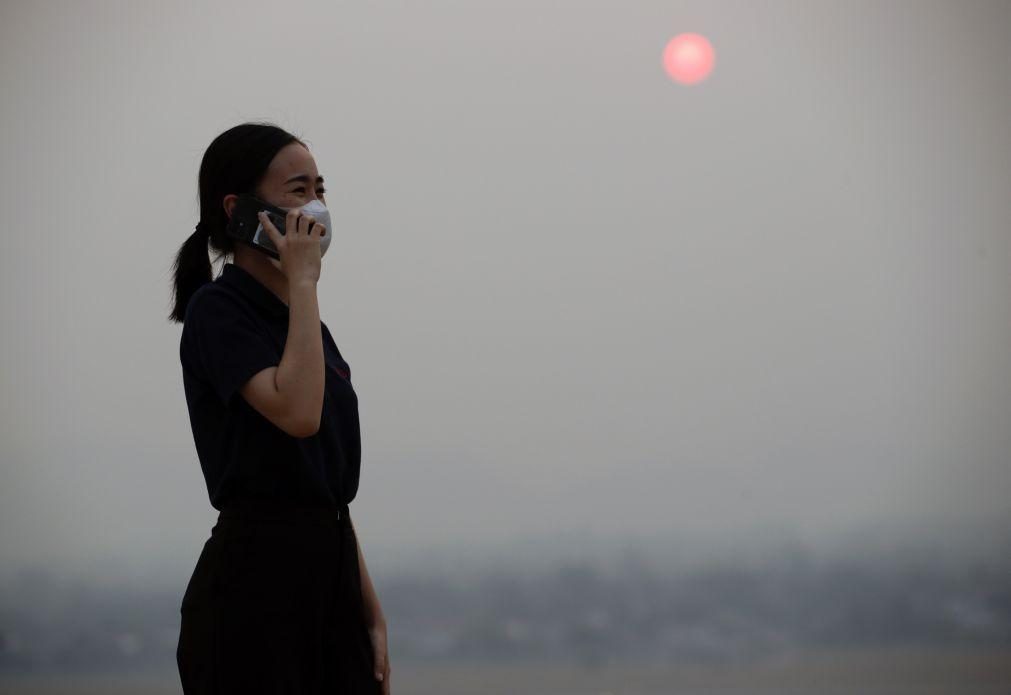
top-left (217, 499), bottom-right (351, 529)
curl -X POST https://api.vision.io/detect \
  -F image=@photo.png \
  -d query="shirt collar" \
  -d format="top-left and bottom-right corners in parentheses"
top-left (217, 262), bottom-right (289, 319)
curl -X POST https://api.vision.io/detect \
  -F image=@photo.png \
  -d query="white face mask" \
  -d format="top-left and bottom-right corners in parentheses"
top-left (267, 198), bottom-right (333, 271)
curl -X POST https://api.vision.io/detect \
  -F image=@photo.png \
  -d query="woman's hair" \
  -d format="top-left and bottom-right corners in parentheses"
top-left (167, 122), bottom-right (305, 323)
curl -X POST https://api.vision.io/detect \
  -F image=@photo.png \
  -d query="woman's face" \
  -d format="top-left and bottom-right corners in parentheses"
top-left (223, 141), bottom-right (327, 219)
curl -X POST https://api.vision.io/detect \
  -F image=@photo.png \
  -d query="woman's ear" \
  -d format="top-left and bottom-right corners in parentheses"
top-left (222, 193), bottom-right (238, 221)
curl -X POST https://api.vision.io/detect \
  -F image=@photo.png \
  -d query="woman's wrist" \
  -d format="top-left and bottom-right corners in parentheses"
top-left (288, 276), bottom-right (319, 293)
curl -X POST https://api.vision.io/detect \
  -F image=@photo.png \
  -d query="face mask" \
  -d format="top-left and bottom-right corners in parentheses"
top-left (267, 198), bottom-right (333, 271)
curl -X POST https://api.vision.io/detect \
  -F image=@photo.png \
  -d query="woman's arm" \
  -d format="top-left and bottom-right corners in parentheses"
top-left (273, 277), bottom-right (325, 433)
top-left (351, 517), bottom-right (386, 628)
top-left (351, 517), bottom-right (391, 689)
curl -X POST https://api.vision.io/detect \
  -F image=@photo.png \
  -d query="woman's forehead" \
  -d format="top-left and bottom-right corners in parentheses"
top-left (267, 143), bottom-right (319, 181)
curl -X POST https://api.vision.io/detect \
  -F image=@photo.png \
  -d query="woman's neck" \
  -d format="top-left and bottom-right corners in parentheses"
top-left (232, 249), bottom-right (289, 306)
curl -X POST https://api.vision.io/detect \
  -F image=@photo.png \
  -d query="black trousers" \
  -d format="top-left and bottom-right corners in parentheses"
top-left (176, 500), bottom-right (382, 694)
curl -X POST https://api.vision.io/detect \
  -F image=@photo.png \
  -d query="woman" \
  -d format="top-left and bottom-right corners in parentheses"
top-left (168, 122), bottom-right (391, 694)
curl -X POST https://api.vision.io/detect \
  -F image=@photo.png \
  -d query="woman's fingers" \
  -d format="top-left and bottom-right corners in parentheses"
top-left (286, 207), bottom-right (302, 237)
top-left (297, 210), bottom-right (312, 236)
top-left (368, 623), bottom-right (390, 691)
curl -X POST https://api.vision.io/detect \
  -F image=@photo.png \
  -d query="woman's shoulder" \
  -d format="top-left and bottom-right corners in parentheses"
top-left (179, 280), bottom-right (277, 373)
top-left (179, 281), bottom-right (262, 361)
top-left (183, 281), bottom-right (250, 326)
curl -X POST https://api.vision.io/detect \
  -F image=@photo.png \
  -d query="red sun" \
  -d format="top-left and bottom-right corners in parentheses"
top-left (662, 33), bottom-right (715, 85)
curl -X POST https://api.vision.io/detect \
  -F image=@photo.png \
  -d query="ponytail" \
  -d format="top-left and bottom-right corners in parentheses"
top-left (167, 222), bottom-right (215, 323)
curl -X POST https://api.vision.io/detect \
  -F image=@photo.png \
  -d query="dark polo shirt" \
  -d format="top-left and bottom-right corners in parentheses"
top-left (179, 262), bottom-right (361, 511)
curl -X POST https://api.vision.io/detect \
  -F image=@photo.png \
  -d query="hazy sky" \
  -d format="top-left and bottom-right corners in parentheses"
top-left (1, 0), bottom-right (1009, 585)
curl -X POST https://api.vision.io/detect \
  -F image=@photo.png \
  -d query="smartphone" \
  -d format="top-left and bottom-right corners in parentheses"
top-left (224, 194), bottom-right (291, 260)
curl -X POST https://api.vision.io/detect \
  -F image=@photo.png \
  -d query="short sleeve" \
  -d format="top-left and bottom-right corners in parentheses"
top-left (183, 288), bottom-right (281, 407)
top-left (321, 321), bottom-right (351, 382)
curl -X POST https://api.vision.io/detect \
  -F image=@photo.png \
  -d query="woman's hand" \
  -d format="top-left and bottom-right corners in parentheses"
top-left (257, 207), bottom-right (323, 284)
top-left (367, 617), bottom-right (391, 693)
